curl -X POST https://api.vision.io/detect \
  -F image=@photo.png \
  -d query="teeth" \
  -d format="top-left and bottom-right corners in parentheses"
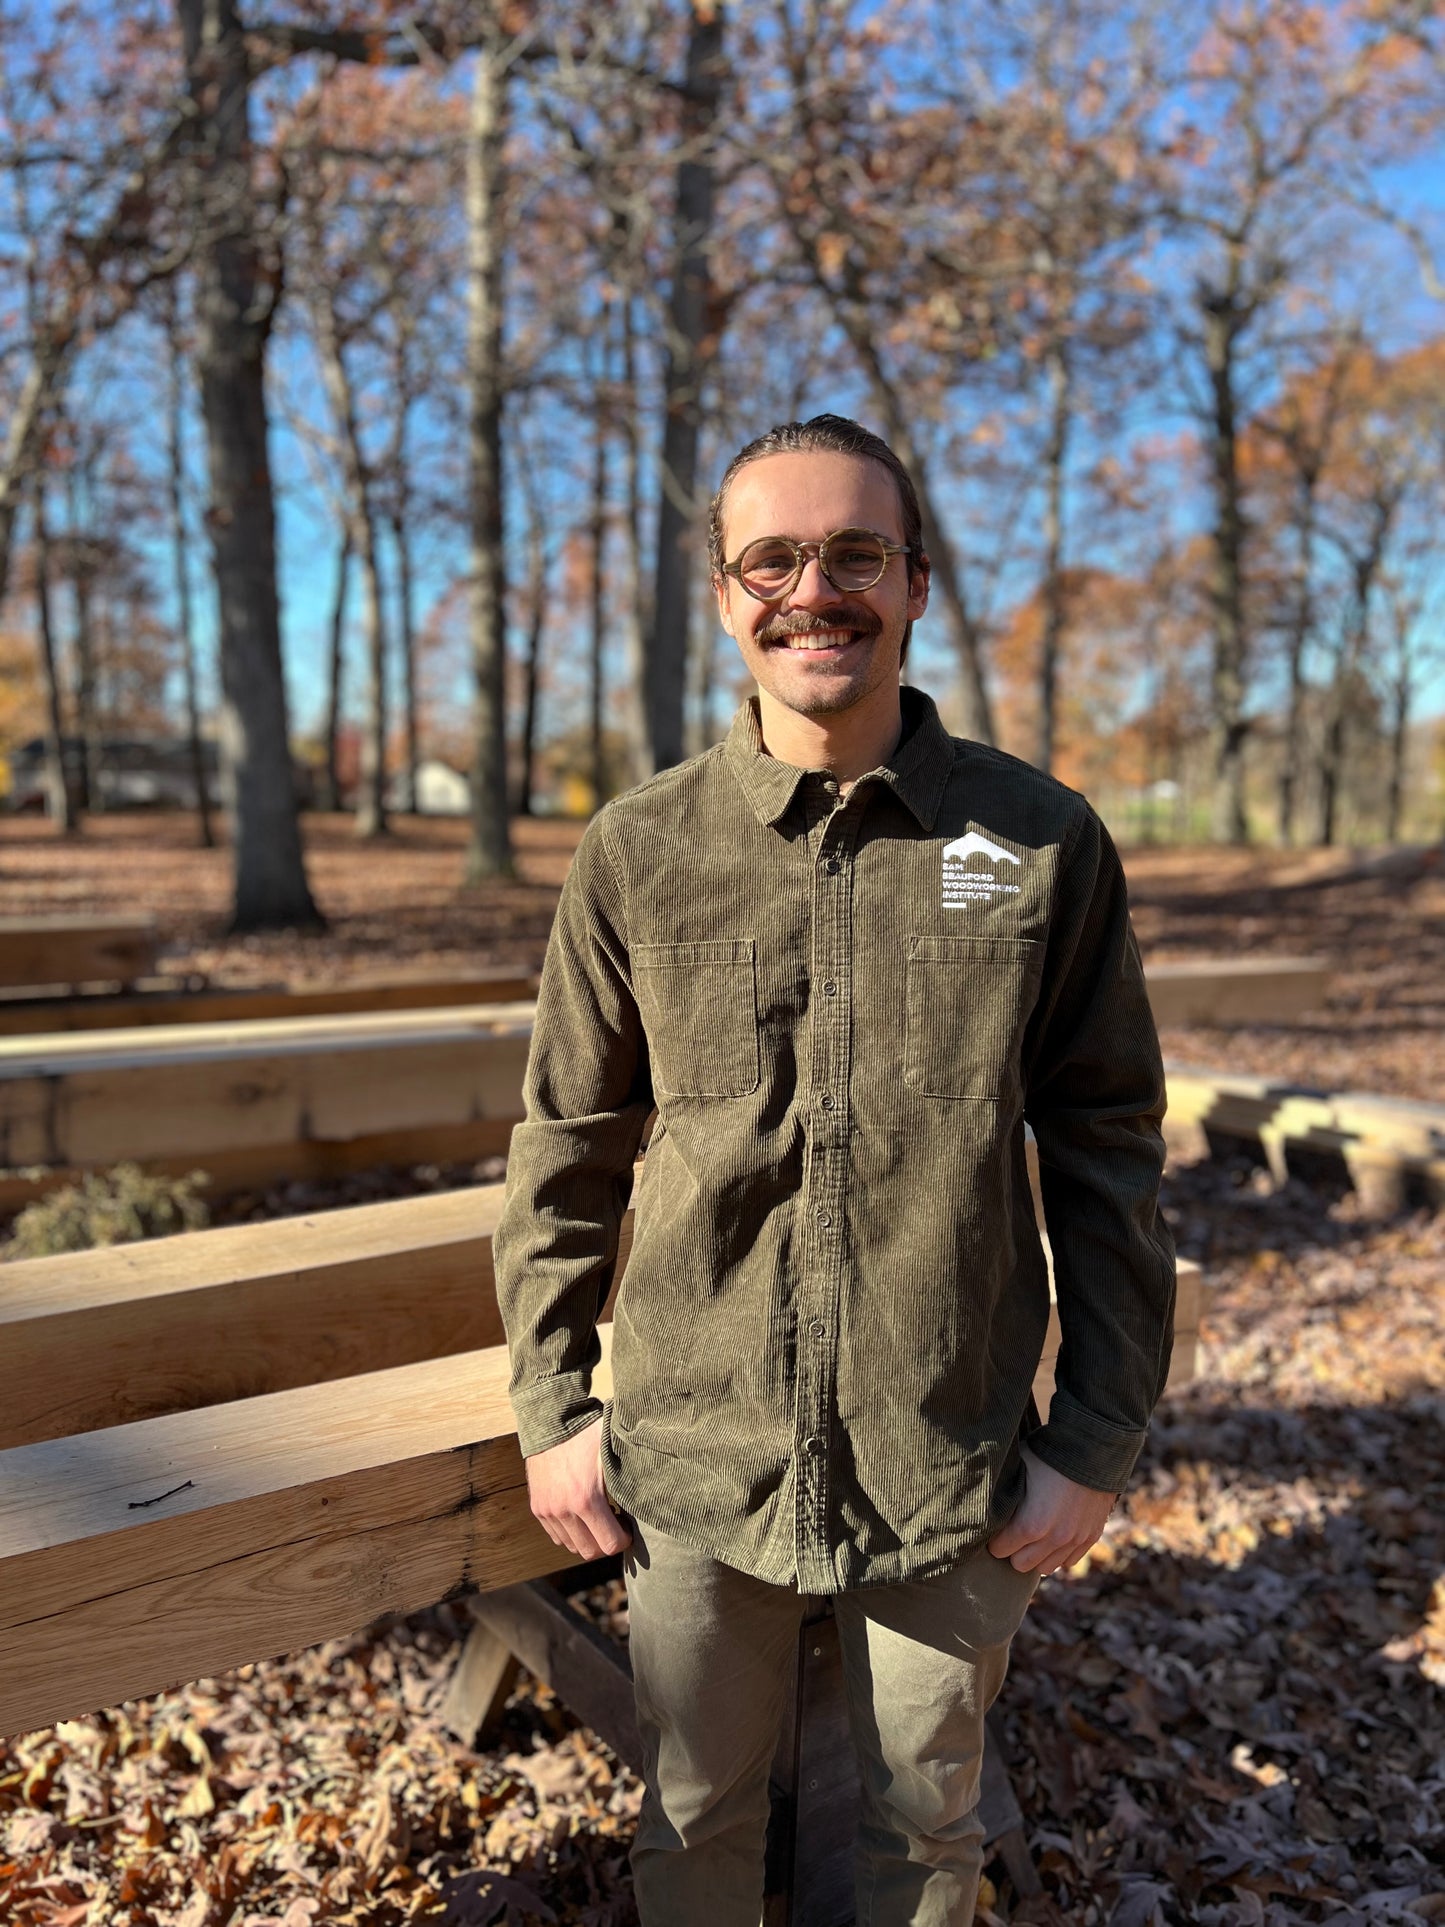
top-left (785, 631), bottom-right (854, 648)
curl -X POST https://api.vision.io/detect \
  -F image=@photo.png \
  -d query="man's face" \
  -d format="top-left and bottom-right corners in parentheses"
top-left (713, 451), bottom-right (930, 722)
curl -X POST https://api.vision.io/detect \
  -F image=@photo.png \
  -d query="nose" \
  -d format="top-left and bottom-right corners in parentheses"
top-left (788, 552), bottom-right (845, 607)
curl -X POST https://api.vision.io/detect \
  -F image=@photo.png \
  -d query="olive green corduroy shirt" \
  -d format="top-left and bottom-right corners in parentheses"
top-left (494, 688), bottom-right (1176, 1595)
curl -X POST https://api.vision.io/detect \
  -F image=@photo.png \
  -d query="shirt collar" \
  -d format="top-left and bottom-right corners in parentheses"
top-left (724, 686), bottom-right (955, 832)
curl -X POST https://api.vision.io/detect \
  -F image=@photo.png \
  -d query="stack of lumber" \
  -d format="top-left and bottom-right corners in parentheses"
top-left (1164, 1067), bottom-right (1445, 1210)
top-left (0, 1180), bottom-right (1200, 1736)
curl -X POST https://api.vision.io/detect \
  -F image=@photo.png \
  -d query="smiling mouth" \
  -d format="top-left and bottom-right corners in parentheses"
top-left (760, 609), bottom-right (881, 649)
top-left (781, 628), bottom-right (861, 650)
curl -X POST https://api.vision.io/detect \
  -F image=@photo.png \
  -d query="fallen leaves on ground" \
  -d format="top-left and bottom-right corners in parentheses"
top-left (2, 1163), bottom-right (1441, 1923)
top-left (986, 1159), bottom-right (1445, 1924)
top-left (0, 1616), bottom-right (640, 1926)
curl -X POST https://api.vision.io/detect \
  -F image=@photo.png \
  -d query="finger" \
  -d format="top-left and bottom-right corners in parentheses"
top-left (555, 1515), bottom-right (603, 1562)
top-left (1041, 1538), bottom-right (1092, 1577)
top-left (532, 1512), bottom-right (569, 1551)
top-left (988, 1514), bottom-right (1042, 1558)
top-left (1009, 1535), bottom-right (1070, 1573)
top-left (579, 1497), bottom-right (632, 1555)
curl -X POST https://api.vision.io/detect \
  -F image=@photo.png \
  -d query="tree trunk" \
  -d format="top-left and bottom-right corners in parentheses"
top-left (385, 317), bottom-right (421, 819)
top-left (64, 474), bottom-right (100, 814)
top-left (518, 517), bottom-right (545, 818)
top-left (463, 16), bottom-right (513, 882)
top-left (589, 350), bottom-right (608, 809)
top-left (177, 0), bottom-right (321, 930)
top-left (646, 1), bottom-right (725, 775)
top-left (0, 355), bottom-right (62, 616)
top-left (1385, 676), bottom-right (1408, 844)
top-left (1276, 473), bottom-right (1318, 848)
top-left (320, 528), bottom-right (350, 814)
top-left (308, 265), bottom-right (389, 841)
top-left (1317, 506), bottom-right (1391, 847)
top-left (1034, 339), bottom-right (1072, 773)
top-left (1202, 290), bottom-right (1250, 845)
top-left (392, 506), bottom-right (419, 817)
top-left (164, 294), bottom-right (215, 848)
top-left (617, 289), bottom-right (651, 784)
top-left (32, 483), bottom-right (76, 832)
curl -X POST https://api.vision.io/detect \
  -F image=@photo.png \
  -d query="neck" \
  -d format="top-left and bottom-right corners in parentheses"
top-left (755, 684), bottom-right (904, 786)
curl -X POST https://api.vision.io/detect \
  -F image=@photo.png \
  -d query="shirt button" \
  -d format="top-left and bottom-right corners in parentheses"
top-left (825, 858), bottom-right (841, 874)
top-left (816, 1210), bottom-right (832, 1227)
top-left (820, 1094), bottom-right (835, 1110)
top-left (822, 980), bottom-right (838, 996)
top-left (805, 1435), bottom-right (826, 1456)
top-left (809, 1319), bottom-right (826, 1338)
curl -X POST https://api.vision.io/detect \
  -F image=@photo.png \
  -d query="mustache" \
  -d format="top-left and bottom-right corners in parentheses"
top-left (757, 605), bottom-right (883, 644)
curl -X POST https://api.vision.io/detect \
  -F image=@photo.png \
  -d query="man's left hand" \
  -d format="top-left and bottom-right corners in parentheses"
top-left (986, 1443), bottom-right (1117, 1577)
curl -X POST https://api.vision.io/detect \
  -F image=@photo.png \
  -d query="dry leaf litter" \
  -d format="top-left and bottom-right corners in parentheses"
top-left (1, 824), bottom-right (1443, 1921)
top-left (3, 1164), bottom-right (1441, 1924)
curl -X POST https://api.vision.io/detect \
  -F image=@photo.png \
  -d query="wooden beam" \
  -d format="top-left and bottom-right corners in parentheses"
top-left (0, 915), bottom-right (158, 992)
top-left (1144, 957), bottom-right (1330, 1027)
top-left (0, 1338), bottom-right (608, 1737)
top-left (0, 1183), bottom-right (634, 1449)
top-left (0, 967), bottom-right (541, 1035)
top-left (0, 1004), bottom-right (534, 1171)
top-left (0, 1120), bottom-right (518, 1218)
top-left (0, 1183), bottom-right (1194, 1452)
top-left (1164, 1065), bottom-right (1445, 1208)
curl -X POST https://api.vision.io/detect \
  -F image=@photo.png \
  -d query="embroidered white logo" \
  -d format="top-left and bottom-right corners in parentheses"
top-left (941, 831), bottom-right (1023, 907)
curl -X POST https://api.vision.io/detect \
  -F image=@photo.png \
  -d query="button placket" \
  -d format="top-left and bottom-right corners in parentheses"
top-left (794, 794), bottom-right (860, 1594)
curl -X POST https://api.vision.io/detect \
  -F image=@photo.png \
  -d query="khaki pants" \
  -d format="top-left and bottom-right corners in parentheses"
top-left (624, 1520), bottom-right (1039, 1927)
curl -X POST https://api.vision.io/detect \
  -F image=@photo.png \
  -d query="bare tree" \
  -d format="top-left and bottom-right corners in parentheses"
top-left (1250, 328), bottom-right (1360, 844)
top-left (298, 195), bottom-right (392, 841)
top-left (29, 477), bottom-right (76, 831)
top-left (176, 0), bottom-right (321, 928)
top-left (160, 282), bottom-right (215, 847)
top-left (767, 0), bottom-right (997, 743)
top-left (463, 13), bottom-right (513, 882)
top-left (1158, 0), bottom-right (1428, 842)
top-left (645, 0), bottom-right (726, 772)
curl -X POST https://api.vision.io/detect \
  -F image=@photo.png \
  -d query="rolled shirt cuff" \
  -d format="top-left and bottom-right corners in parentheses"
top-left (1026, 1384), bottom-right (1150, 1494)
top-left (510, 1375), bottom-right (605, 1459)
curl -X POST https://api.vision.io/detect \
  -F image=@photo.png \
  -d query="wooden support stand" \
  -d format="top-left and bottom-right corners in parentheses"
top-left (442, 1560), bottom-right (1040, 1926)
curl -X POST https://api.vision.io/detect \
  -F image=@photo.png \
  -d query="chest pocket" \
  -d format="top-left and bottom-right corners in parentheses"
top-left (633, 939), bottom-right (760, 1098)
top-left (904, 934), bottom-right (1043, 1100)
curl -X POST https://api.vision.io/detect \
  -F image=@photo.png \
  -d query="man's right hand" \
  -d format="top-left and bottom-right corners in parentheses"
top-left (525, 1416), bottom-right (632, 1561)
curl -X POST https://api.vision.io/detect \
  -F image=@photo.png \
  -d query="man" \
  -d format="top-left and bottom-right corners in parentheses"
top-left (494, 414), bottom-right (1176, 1925)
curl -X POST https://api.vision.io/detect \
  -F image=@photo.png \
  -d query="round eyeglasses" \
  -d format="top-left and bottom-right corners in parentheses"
top-left (720, 527), bottom-right (910, 602)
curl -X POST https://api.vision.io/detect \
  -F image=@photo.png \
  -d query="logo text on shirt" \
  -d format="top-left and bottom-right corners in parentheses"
top-left (941, 831), bottom-right (1022, 908)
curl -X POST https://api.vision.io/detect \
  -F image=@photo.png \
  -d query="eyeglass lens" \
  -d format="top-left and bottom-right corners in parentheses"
top-left (738, 530), bottom-right (890, 596)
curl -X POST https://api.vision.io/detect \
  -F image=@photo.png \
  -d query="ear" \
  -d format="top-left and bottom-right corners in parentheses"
top-left (714, 573), bottom-right (736, 638)
top-left (907, 554), bottom-right (931, 622)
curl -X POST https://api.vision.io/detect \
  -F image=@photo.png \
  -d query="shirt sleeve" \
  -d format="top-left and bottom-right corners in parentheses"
top-left (1022, 803), bottom-right (1176, 1495)
top-left (493, 812), bottom-right (654, 1458)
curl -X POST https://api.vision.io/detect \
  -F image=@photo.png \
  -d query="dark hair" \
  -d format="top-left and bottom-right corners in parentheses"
top-left (707, 413), bottom-right (927, 582)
